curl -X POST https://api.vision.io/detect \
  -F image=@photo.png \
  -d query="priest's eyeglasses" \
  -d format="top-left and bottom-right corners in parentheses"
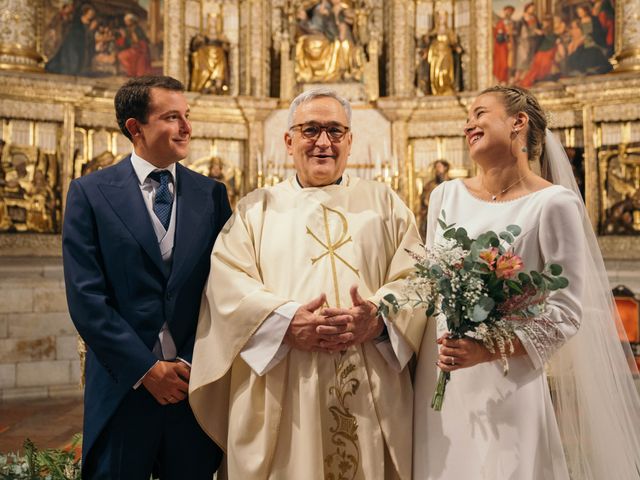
top-left (290, 122), bottom-right (350, 143)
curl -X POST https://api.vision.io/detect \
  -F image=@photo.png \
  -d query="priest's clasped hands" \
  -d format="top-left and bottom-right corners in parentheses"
top-left (284, 285), bottom-right (384, 352)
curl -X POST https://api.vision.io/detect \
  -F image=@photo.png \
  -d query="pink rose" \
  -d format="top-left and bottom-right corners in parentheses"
top-left (479, 247), bottom-right (499, 270)
top-left (495, 252), bottom-right (524, 279)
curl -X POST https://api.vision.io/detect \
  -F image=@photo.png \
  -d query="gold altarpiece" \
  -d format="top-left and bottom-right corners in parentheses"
top-left (0, 0), bottom-right (639, 263)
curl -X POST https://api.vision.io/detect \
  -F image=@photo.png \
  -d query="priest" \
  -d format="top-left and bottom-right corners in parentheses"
top-left (190, 88), bottom-right (425, 479)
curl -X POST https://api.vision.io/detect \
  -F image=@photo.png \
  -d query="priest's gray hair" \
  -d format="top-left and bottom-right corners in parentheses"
top-left (287, 88), bottom-right (352, 129)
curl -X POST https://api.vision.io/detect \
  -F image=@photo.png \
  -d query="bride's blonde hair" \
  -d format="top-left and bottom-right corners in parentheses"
top-left (481, 86), bottom-right (547, 163)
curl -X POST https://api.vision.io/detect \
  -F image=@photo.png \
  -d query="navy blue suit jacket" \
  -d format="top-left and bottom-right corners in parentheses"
top-left (62, 157), bottom-right (231, 464)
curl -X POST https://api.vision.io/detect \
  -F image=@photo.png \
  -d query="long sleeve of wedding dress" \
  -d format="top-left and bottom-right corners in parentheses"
top-left (513, 189), bottom-right (586, 370)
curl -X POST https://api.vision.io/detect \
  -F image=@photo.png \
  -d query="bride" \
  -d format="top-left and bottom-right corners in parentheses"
top-left (413, 85), bottom-right (640, 479)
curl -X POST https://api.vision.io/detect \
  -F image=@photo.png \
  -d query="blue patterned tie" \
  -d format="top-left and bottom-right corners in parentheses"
top-left (148, 170), bottom-right (173, 230)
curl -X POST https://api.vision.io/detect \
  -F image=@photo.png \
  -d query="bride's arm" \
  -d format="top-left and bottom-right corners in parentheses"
top-left (513, 190), bottom-right (586, 370)
top-left (437, 189), bottom-right (586, 372)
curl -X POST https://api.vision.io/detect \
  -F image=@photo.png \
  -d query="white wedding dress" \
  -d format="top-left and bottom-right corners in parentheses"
top-left (413, 179), bottom-right (586, 480)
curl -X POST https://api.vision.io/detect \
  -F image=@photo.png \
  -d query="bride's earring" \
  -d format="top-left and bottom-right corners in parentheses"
top-left (513, 128), bottom-right (527, 153)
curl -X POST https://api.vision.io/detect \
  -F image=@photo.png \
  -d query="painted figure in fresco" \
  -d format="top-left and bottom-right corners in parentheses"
top-left (514, 2), bottom-right (541, 82)
top-left (493, 5), bottom-right (515, 84)
top-left (591, 0), bottom-right (615, 56)
top-left (92, 21), bottom-right (117, 75)
top-left (42, 2), bottom-right (75, 60)
top-left (518, 16), bottom-right (560, 87)
top-left (116, 13), bottom-right (153, 77)
top-left (45, 4), bottom-right (97, 76)
top-left (295, 0), bottom-right (365, 82)
top-left (565, 17), bottom-right (611, 74)
top-left (417, 11), bottom-right (463, 96)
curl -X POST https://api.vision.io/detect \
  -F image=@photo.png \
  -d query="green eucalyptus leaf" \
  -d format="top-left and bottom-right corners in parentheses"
top-left (531, 271), bottom-right (543, 286)
top-left (506, 279), bottom-right (523, 293)
top-left (430, 264), bottom-right (444, 277)
top-left (426, 304), bottom-right (435, 316)
top-left (518, 272), bottom-right (531, 284)
top-left (549, 264), bottom-right (563, 276)
top-left (499, 231), bottom-right (515, 244)
top-left (506, 224), bottom-right (522, 236)
top-left (462, 258), bottom-right (474, 271)
top-left (443, 228), bottom-right (456, 240)
top-left (472, 304), bottom-right (490, 322)
top-left (438, 277), bottom-right (452, 296)
top-left (556, 276), bottom-right (569, 288)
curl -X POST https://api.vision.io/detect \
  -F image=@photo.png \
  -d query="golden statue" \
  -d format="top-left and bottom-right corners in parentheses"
top-left (189, 11), bottom-right (230, 95)
top-left (417, 11), bottom-right (463, 96)
top-left (0, 143), bottom-right (60, 233)
top-left (294, 0), bottom-right (365, 83)
top-left (25, 169), bottom-right (56, 233)
top-left (189, 156), bottom-right (242, 208)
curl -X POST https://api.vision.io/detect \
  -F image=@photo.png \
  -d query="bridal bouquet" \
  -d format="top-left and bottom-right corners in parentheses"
top-left (379, 211), bottom-right (569, 411)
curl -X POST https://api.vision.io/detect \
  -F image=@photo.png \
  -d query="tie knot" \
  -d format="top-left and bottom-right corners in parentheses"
top-left (148, 170), bottom-right (172, 186)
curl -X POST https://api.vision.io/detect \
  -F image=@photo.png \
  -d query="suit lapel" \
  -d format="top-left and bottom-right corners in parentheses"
top-left (168, 164), bottom-right (211, 290)
top-left (98, 158), bottom-right (167, 277)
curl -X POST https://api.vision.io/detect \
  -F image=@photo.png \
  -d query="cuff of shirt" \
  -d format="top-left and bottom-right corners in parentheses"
top-left (240, 301), bottom-right (301, 376)
top-left (133, 360), bottom-right (159, 390)
top-left (374, 315), bottom-right (413, 373)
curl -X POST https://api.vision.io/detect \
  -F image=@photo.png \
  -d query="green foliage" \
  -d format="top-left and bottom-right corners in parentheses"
top-left (0, 436), bottom-right (82, 480)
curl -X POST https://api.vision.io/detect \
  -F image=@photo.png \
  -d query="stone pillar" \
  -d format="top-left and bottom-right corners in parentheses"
top-left (276, 30), bottom-right (295, 102)
top-left (472, 0), bottom-right (493, 90)
top-left (376, 100), bottom-right (416, 203)
top-left (387, 0), bottom-right (415, 97)
top-left (237, 97), bottom-right (279, 191)
top-left (0, 0), bottom-right (42, 72)
top-left (614, 0), bottom-right (640, 73)
top-left (239, 0), bottom-right (270, 97)
top-left (164, 0), bottom-right (186, 83)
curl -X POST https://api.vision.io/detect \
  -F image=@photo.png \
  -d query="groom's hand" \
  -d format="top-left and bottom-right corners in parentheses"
top-left (142, 361), bottom-right (190, 405)
top-left (319, 286), bottom-right (383, 348)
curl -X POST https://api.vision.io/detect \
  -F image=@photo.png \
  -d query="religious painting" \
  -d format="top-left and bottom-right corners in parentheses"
top-left (40, 0), bottom-right (164, 78)
top-left (492, 0), bottom-right (614, 87)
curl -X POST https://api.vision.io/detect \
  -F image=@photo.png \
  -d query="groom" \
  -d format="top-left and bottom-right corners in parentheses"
top-left (62, 75), bottom-right (230, 479)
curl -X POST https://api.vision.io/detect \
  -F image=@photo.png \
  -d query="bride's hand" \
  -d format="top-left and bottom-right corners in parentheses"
top-left (436, 333), bottom-right (495, 372)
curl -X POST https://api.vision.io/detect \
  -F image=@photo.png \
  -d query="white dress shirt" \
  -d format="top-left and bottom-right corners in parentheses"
top-left (130, 151), bottom-right (186, 388)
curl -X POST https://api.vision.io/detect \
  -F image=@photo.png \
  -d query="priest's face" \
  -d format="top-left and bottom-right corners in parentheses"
top-left (284, 96), bottom-right (352, 187)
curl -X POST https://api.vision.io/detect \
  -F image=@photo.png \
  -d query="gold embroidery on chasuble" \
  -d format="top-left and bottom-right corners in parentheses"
top-left (306, 204), bottom-right (359, 308)
top-left (305, 204), bottom-right (362, 480)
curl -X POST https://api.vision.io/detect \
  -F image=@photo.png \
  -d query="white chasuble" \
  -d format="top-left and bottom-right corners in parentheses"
top-left (190, 176), bottom-right (425, 480)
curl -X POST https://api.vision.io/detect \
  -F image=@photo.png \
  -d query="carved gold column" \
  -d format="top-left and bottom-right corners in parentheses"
top-left (0, 0), bottom-right (43, 72)
top-left (614, 0), bottom-right (640, 72)
top-left (61, 103), bottom-right (76, 213)
top-left (582, 103), bottom-right (599, 231)
top-left (237, 97), bottom-right (278, 190)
